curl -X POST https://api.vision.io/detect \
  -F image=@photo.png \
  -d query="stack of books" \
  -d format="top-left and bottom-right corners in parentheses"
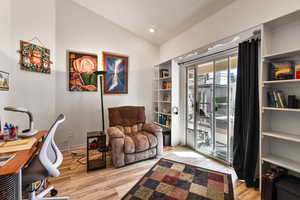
top-left (268, 90), bottom-right (287, 108)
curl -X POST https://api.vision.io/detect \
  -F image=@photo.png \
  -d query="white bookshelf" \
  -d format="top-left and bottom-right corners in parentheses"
top-left (263, 48), bottom-right (300, 60)
top-left (262, 131), bottom-right (300, 143)
top-left (261, 154), bottom-right (300, 174)
top-left (152, 60), bottom-right (172, 130)
top-left (260, 10), bottom-right (300, 192)
top-left (262, 107), bottom-right (300, 112)
top-left (263, 79), bottom-right (300, 85)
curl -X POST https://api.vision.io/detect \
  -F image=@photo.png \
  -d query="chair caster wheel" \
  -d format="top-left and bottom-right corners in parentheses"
top-left (50, 188), bottom-right (58, 197)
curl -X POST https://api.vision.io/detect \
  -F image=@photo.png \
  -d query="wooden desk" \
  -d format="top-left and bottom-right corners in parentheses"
top-left (0, 130), bottom-right (48, 176)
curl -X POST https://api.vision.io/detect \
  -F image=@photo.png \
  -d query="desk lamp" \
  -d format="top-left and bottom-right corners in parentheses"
top-left (94, 71), bottom-right (107, 132)
top-left (4, 106), bottom-right (38, 137)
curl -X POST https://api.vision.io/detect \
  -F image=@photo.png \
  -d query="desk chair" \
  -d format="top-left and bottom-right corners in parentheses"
top-left (22, 114), bottom-right (69, 200)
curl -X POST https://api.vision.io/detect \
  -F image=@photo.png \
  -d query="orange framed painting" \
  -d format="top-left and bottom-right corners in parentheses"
top-left (68, 52), bottom-right (98, 92)
top-left (103, 52), bottom-right (128, 94)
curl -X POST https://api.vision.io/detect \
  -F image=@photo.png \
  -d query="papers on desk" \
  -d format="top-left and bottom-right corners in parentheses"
top-left (0, 138), bottom-right (37, 154)
top-left (0, 154), bottom-right (15, 167)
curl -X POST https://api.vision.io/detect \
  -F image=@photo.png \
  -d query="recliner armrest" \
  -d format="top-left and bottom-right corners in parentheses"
top-left (143, 123), bottom-right (162, 134)
top-left (107, 127), bottom-right (125, 139)
top-left (143, 123), bottom-right (163, 156)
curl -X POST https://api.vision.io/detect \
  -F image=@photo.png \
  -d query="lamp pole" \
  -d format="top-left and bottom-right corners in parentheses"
top-left (94, 71), bottom-right (107, 133)
top-left (99, 75), bottom-right (104, 132)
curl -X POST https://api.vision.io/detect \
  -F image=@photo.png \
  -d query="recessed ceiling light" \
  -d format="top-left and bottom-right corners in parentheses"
top-left (149, 27), bottom-right (156, 33)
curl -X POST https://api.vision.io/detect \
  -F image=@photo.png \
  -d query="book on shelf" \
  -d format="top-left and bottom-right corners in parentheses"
top-left (159, 114), bottom-right (171, 128)
top-left (268, 90), bottom-right (287, 108)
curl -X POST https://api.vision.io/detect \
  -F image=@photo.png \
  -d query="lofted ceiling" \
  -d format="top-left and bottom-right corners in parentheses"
top-left (71, 0), bottom-right (234, 45)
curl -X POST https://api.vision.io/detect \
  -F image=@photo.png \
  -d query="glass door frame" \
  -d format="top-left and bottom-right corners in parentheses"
top-left (185, 65), bottom-right (196, 149)
top-left (183, 48), bottom-right (238, 165)
top-left (214, 56), bottom-right (230, 163)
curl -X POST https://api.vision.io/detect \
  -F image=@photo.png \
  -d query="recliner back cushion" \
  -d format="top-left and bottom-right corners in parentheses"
top-left (108, 106), bottom-right (146, 127)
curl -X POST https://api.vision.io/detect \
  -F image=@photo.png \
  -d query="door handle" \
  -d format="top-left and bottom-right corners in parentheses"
top-left (172, 106), bottom-right (179, 115)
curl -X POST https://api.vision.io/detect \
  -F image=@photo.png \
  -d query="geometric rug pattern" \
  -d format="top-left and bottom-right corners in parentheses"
top-left (122, 158), bottom-right (234, 200)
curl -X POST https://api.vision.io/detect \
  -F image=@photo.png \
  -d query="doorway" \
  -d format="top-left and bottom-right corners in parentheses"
top-left (185, 50), bottom-right (238, 164)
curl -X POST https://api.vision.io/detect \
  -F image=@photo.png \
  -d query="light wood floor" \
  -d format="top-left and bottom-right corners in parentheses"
top-left (49, 146), bottom-right (260, 200)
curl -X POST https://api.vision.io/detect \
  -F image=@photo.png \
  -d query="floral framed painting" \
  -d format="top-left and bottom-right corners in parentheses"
top-left (103, 52), bottom-right (128, 94)
top-left (68, 52), bottom-right (98, 92)
top-left (19, 41), bottom-right (52, 74)
top-left (0, 71), bottom-right (9, 91)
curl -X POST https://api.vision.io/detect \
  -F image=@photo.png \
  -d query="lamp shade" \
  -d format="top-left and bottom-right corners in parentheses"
top-left (94, 71), bottom-right (107, 75)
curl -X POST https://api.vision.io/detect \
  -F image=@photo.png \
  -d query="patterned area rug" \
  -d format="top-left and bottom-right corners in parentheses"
top-left (122, 158), bottom-right (234, 200)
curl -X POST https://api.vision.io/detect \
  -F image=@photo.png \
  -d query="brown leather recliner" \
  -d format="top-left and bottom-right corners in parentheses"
top-left (107, 106), bottom-right (163, 168)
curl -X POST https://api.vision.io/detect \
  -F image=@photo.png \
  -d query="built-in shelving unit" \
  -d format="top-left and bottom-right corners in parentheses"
top-left (262, 131), bottom-right (300, 143)
top-left (153, 60), bottom-right (172, 130)
top-left (262, 107), bottom-right (300, 112)
top-left (263, 48), bottom-right (300, 60)
top-left (263, 79), bottom-right (300, 85)
top-left (262, 154), bottom-right (300, 174)
top-left (260, 10), bottom-right (300, 193)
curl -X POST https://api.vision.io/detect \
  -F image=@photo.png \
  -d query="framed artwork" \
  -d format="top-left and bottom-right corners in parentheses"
top-left (68, 51), bottom-right (98, 92)
top-left (19, 41), bottom-right (52, 74)
top-left (0, 71), bottom-right (9, 91)
top-left (103, 52), bottom-right (128, 94)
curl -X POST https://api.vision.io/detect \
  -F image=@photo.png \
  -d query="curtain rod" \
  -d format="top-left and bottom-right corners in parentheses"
top-left (179, 46), bottom-right (238, 67)
top-left (177, 29), bottom-right (261, 66)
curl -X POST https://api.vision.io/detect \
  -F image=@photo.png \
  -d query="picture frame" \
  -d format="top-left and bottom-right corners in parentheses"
top-left (19, 40), bottom-right (52, 74)
top-left (0, 71), bottom-right (9, 91)
top-left (68, 51), bottom-right (98, 92)
top-left (103, 52), bottom-right (128, 94)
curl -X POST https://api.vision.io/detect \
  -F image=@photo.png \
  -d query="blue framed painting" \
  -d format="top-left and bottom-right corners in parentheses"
top-left (103, 52), bottom-right (128, 94)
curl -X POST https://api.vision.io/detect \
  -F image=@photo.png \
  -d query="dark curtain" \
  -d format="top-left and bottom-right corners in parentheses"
top-left (233, 39), bottom-right (260, 188)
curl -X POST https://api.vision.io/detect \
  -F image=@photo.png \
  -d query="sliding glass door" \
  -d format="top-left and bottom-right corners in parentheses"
top-left (195, 61), bottom-right (214, 155)
top-left (186, 67), bottom-right (195, 148)
top-left (214, 58), bottom-right (229, 161)
top-left (185, 52), bottom-right (237, 164)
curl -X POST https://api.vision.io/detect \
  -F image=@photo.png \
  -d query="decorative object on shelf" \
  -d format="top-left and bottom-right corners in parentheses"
top-left (160, 69), bottom-right (169, 78)
top-left (269, 61), bottom-right (294, 80)
top-left (287, 95), bottom-right (300, 108)
top-left (162, 95), bottom-right (171, 102)
top-left (93, 70), bottom-right (107, 131)
top-left (86, 131), bottom-right (107, 171)
top-left (161, 81), bottom-right (171, 90)
top-left (0, 71), bottom-right (9, 91)
top-left (295, 64), bottom-right (300, 79)
top-left (19, 40), bottom-right (52, 74)
top-left (103, 52), bottom-right (128, 94)
top-left (69, 51), bottom-right (98, 92)
top-left (122, 158), bottom-right (234, 200)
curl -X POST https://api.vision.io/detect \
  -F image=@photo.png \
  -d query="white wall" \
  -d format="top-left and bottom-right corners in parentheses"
top-left (0, 0), bottom-right (12, 121)
top-left (55, 0), bottom-right (159, 149)
top-left (160, 0), bottom-right (300, 62)
top-left (0, 0), bottom-right (56, 132)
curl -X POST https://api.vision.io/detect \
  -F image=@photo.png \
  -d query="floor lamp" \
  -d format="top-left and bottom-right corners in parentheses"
top-left (94, 71), bottom-right (107, 132)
